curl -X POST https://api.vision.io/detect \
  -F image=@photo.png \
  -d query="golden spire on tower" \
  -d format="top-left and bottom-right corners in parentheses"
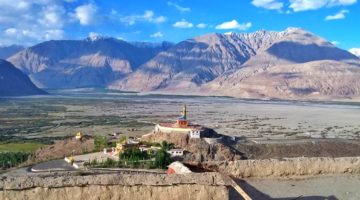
top-left (181, 104), bottom-right (187, 120)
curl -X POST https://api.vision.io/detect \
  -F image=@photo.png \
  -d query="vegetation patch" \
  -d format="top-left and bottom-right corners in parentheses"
top-left (0, 152), bottom-right (30, 170)
top-left (0, 142), bottom-right (43, 153)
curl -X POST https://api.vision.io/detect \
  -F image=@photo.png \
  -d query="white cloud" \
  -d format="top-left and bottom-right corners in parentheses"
top-left (290, 0), bottom-right (328, 12)
top-left (0, 0), bottom-right (73, 45)
top-left (349, 48), bottom-right (360, 57)
top-left (196, 23), bottom-right (208, 28)
top-left (173, 19), bottom-right (193, 28)
top-left (120, 10), bottom-right (166, 25)
top-left (167, 1), bottom-right (191, 12)
top-left (38, 5), bottom-right (65, 28)
top-left (4, 28), bottom-right (17, 36)
top-left (75, 4), bottom-right (97, 25)
top-left (153, 16), bottom-right (167, 24)
top-left (328, 0), bottom-right (357, 6)
top-left (252, 0), bottom-right (284, 10)
top-left (44, 29), bottom-right (64, 40)
top-left (325, 10), bottom-right (349, 20)
top-left (215, 20), bottom-right (252, 31)
top-left (150, 32), bottom-right (164, 38)
top-left (289, 0), bottom-right (357, 12)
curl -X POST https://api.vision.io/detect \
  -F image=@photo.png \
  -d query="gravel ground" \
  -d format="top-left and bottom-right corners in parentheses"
top-left (239, 174), bottom-right (360, 200)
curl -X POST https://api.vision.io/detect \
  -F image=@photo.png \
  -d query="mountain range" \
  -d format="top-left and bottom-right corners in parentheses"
top-left (0, 59), bottom-right (46, 96)
top-left (4, 28), bottom-right (360, 100)
top-left (0, 45), bottom-right (24, 59)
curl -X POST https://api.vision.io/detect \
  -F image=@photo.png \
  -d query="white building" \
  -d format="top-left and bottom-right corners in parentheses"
top-left (167, 149), bottom-right (184, 157)
top-left (190, 130), bottom-right (201, 139)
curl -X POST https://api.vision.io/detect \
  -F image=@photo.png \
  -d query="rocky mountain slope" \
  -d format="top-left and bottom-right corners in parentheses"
top-left (203, 60), bottom-right (360, 100)
top-left (7, 28), bottom-right (360, 100)
top-left (116, 28), bottom-right (360, 99)
top-left (111, 28), bottom-right (360, 100)
top-left (0, 59), bottom-right (46, 96)
top-left (0, 45), bottom-right (24, 59)
top-left (109, 30), bottom-right (288, 91)
top-left (8, 37), bottom-right (172, 88)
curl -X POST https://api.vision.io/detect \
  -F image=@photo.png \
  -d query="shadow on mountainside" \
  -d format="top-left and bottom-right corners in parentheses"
top-left (229, 179), bottom-right (339, 200)
top-left (267, 41), bottom-right (357, 63)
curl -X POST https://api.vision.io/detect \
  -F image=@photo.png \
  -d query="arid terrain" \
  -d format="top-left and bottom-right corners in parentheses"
top-left (1, 88), bottom-right (359, 141)
top-left (1, 89), bottom-right (360, 199)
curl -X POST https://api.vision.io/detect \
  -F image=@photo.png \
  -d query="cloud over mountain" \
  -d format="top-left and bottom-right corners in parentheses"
top-left (173, 19), bottom-right (194, 28)
top-left (325, 10), bottom-right (349, 20)
top-left (215, 20), bottom-right (252, 31)
top-left (251, 0), bottom-right (284, 10)
top-left (74, 3), bottom-right (98, 25)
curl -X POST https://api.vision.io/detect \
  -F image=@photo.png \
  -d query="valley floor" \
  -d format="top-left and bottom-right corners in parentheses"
top-left (0, 88), bottom-right (359, 143)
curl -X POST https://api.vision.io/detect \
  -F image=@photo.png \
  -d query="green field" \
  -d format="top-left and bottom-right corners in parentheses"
top-left (0, 143), bottom-right (43, 153)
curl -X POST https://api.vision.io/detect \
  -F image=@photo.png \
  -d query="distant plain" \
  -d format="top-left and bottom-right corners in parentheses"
top-left (0, 88), bottom-right (359, 146)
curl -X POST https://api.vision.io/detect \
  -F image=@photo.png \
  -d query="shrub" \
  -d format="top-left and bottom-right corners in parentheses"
top-left (94, 135), bottom-right (108, 151)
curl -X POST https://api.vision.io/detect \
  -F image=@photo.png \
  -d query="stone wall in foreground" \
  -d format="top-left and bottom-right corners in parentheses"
top-left (204, 156), bottom-right (360, 178)
top-left (0, 172), bottom-right (230, 200)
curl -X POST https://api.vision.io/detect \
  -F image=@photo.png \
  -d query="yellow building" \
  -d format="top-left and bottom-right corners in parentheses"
top-left (114, 141), bottom-right (139, 155)
top-left (75, 132), bottom-right (83, 140)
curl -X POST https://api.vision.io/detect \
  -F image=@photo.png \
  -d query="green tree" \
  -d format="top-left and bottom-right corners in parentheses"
top-left (120, 148), bottom-right (148, 161)
top-left (94, 135), bottom-right (108, 151)
top-left (0, 152), bottom-right (29, 170)
top-left (104, 158), bottom-right (116, 167)
top-left (154, 149), bottom-right (172, 169)
top-left (161, 141), bottom-right (175, 151)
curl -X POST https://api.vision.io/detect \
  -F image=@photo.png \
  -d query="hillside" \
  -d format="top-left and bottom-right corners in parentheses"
top-left (6, 28), bottom-right (360, 100)
top-left (0, 59), bottom-right (46, 96)
top-left (110, 28), bottom-right (360, 100)
top-left (201, 28), bottom-right (360, 100)
top-left (109, 30), bottom-right (286, 91)
top-left (8, 37), bottom-right (172, 88)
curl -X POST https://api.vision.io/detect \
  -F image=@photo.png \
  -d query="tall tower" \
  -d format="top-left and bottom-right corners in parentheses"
top-left (181, 104), bottom-right (187, 120)
top-left (176, 104), bottom-right (188, 128)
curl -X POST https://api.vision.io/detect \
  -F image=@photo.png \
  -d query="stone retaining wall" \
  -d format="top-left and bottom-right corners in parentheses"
top-left (0, 172), bottom-right (230, 200)
top-left (205, 156), bottom-right (360, 178)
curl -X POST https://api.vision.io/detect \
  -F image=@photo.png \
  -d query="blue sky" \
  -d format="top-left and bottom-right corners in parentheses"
top-left (0, 0), bottom-right (359, 52)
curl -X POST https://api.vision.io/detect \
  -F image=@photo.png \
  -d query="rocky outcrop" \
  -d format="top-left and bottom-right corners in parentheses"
top-left (0, 173), bottom-right (229, 200)
top-left (141, 132), bottom-right (242, 162)
top-left (0, 59), bottom-right (46, 96)
top-left (29, 135), bottom-right (94, 163)
top-left (202, 156), bottom-right (360, 178)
